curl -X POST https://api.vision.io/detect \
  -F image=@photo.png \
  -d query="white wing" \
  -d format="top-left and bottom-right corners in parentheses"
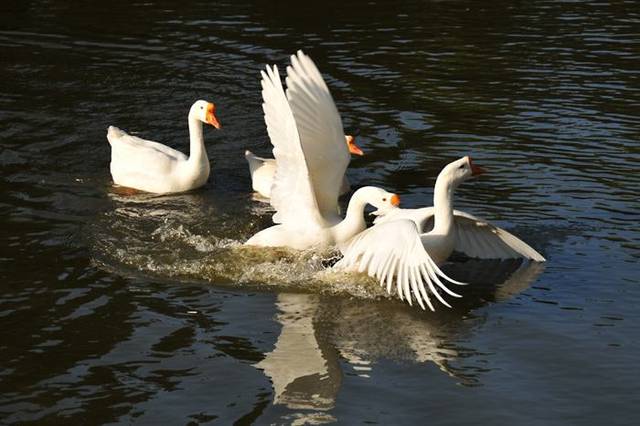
top-left (261, 64), bottom-right (324, 227)
top-left (375, 206), bottom-right (545, 262)
top-left (334, 220), bottom-right (466, 311)
top-left (107, 126), bottom-right (187, 177)
top-left (285, 50), bottom-right (349, 220)
top-left (449, 211), bottom-right (546, 262)
top-left (108, 126), bottom-right (187, 162)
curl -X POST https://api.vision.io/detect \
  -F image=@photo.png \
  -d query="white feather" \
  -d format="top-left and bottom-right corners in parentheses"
top-left (260, 64), bottom-right (324, 227)
top-left (335, 219), bottom-right (464, 311)
top-left (285, 50), bottom-right (349, 221)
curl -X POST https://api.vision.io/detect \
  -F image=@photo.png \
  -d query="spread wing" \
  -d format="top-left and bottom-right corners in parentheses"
top-left (334, 220), bottom-right (466, 311)
top-left (375, 207), bottom-right (545, 261)
top-left (448, 211), bottom-right (546, 262)
top-left (261, 64), bottom-right (324, 227)
top-left (285, 50), bottom-right (349, 220)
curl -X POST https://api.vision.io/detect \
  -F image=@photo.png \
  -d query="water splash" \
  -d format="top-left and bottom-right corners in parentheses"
top-left (91, 202), bottom-right (390, 301)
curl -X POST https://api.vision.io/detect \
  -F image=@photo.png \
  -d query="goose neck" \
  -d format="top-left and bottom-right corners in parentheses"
top-left (331, 192), bottom-right (367, 245)
top-left (432, 175), bottom-right (455, 235)
top-left (188, 114), bottom-right (207, 164)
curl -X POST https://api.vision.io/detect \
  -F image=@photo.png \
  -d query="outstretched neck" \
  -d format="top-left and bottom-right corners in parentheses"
top-left (432, 174), bottom-right (455, 235)
top-left (331, 193), bottom-right (368, 245)
top-left (188, 114), bottom-right (208, 165)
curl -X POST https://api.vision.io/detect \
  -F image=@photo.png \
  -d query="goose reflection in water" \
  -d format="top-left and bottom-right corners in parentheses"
top-left (254, 260), bottom-right (545, 420)
top-left (255, 293), bottom-right (341, 424)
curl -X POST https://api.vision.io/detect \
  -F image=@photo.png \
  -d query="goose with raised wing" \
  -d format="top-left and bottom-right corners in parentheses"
top-left (107, 100), bottom-right (221, 194)
top-left (335, 156), bottom-right (546, 311)
top-left (245, 134), bottom-right (363, 199)
top-left (370, 161), bottom-right (545, 263)
top-left (245, 51), bottom-right (398, 250)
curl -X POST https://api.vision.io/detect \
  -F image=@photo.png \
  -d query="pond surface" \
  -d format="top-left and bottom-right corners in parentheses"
top-left (1, 0), bottom-right (639, 424)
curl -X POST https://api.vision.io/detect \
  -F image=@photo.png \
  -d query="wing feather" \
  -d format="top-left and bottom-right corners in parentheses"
top-left (108, 127), bottom-right (188, 161)
top-left (409, 265), bottom-right (427, 310)
top-left (385, 257), bottom-right (398, 294)
top-left (285, 50), bottom-right (349, 221)
top-left (107, 127), bottom-right (187, 184)
top-left (334, 219), bottom-right (465, 311)
top-left (260, 64), bottom-right (324, 227)
top-left (420, 264), bottom-right (451, 308)
top-left (452, 211), bottom-right (546, 262)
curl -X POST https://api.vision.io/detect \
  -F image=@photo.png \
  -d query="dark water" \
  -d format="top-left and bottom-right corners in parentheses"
top-left (1, 0), bottom-right (639, 424)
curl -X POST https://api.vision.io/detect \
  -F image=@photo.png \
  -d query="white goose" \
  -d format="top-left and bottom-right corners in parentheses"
top-left (107, 100), bottom-right (221, 194)
top-left (245, 51), bottom-right (399, 250)
top-left (245, 134), bottom-right (362, 199)
top-left (334, 156), bottom-right (546, 311)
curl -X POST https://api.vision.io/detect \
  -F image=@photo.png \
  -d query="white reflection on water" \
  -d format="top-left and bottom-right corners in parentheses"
top-left (256, 294), bottom-right (337, 424)
top-left (254, 261), bottom-right (544, 420)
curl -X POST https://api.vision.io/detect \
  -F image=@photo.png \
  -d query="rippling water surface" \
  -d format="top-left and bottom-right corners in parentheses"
top-left (1, 0), bottom-right (639, 424)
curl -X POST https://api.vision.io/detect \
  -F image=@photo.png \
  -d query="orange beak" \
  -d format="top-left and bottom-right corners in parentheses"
top-left (390, 194), bottom-right (400, 206)
top-left (346, 135), bottom-right (364, 156)
top-left (206, 103), bottom-right (221, 129)
top-left (469, 157), bottom-right (486, 176)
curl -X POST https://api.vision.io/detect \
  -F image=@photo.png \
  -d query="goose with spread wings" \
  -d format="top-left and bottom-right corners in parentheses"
top-left (334, 156), bottom-right (546, 311)
top-left (245, 50), bottom-right (398, 250)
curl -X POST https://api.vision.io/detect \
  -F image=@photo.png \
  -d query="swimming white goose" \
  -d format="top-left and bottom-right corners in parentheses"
top-left (245, 134), bottom-right (362, 199)
top-left (107, 100), bottom-right (221, 194)
top-left (245, 51), bottom-right (398, 249)
top-left (334, 156), bottom-right (546, 311)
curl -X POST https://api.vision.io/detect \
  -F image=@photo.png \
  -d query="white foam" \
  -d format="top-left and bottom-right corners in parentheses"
top-left (93, 215), bottom-right (390, 301)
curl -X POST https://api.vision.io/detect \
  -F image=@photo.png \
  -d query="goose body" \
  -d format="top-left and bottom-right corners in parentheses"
top-left (335, 156), bottom-right (546, 311)
top-left (107, 100), bottom-right (220, 194)
top-left (245, 136), bottom-right (359, 199)
top-left (244, 151), bottom-right (278, 198)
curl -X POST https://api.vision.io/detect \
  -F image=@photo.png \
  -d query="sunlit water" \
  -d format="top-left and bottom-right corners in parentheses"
top-left (1, 0), bottom-right (639, 424)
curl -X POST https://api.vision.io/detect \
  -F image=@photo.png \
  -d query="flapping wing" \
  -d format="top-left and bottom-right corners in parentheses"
top-left (261, 64), bottom-right (324, 227)
top-left (450, 211), bottom-right (546, 261)
top-left (285, 50), bottom-right (349, 220)
top-left (334, 220), bottom-right (466, 311)
top-left (374, 206), bottom-right (545, 262)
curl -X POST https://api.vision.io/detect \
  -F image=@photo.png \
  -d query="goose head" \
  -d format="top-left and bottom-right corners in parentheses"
top-left (353, 186), bottom-right (400, 211)
top-left (190, 100), bottom-right (221, 129)
top-left (438, 156), bottom-right (486, 188)
top-left (345, 135), bottom-right (364, 156)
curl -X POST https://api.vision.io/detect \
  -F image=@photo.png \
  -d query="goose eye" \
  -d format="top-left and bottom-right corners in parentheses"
top-left (382, 197), bottom-right (387, 202)
top-left (458, 164), bottom-right (465, 169)
top-left (200, 106), bottom-right (203, 110)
